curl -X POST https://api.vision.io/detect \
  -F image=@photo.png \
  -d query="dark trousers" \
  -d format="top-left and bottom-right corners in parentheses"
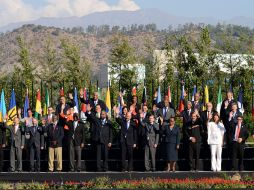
top-left (96, 143), bottom-right (108, 171)
top-left (232, 142), bottom-right (245, 171)
top-left (10, 145), bottom-right (22, 171)
top-left (29, 144), bottom-right (41, 171)
top-left (121, 142), bottom-right (133, 171)
top-left (226, 134), bottom-right (232, 159)
top-left (188, 142), bottom-right (200, 170)
top-left (0, 147), bottom-right (3, 171)
top-left (69, 140), bottom-right (82, 171)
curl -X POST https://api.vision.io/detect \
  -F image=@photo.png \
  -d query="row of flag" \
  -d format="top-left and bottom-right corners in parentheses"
top-left (0, 83), bottom-right (252, 124)
top-left (0, 89), bottom-right (17, 125)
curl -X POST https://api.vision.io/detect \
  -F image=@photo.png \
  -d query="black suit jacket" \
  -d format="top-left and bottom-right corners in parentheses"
top-left (116, 118), bottom-right (137, 146)
top-left (185, 119), bottom-right (203, 143)
top-left (80, 98), bottom-right (106, 113)
top-left (181, 109), bottom-right (193, 126)
top-left (200, 110), bottom-right (215, 132)
top-left (55, 99), bottom-right (76, 115)
top-left (0, 123), bottom-right (6, 146)
top-left (26, 126), bottom-right (44, 148)
top-left (192, 101), bottom-right (203, 112)
top-left (220, 99), bottom-right (237, 124)
top-left (85, 112), bottom-right (112, 144)
top-left (47, 123), bottom-right (64, 148)
top-left (65, 121), bottom-right (86, 146)
top-left (229, 123), bottom-right (249, 144)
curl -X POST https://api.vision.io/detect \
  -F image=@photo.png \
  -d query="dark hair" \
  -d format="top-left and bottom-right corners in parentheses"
top-left (170, 116), bottom-right (175, 121)
top-left (73, 113), bottom-right (79, 120)
top-left (122, 106), bottom-right (128, 112)
top-left (27, 108), bottom-right (32, 112)
top-left (237, 115), bottom-right (243, 119)
top-left (212, 111), bottom-right (220, 123)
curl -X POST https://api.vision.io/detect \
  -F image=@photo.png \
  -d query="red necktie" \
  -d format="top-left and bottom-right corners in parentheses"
top-left (236, 125), bottom-right (241, 139)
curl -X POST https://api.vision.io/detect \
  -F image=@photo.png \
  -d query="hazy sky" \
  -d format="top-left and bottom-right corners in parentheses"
top-left (0, 0), bottom-right (253, 27)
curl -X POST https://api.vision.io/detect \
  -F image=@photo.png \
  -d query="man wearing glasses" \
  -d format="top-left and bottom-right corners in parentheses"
top-left (230, 115), bottom-right (248, 171)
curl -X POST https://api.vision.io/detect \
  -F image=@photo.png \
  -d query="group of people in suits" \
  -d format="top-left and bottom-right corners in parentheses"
top-left (0, 89), bottom-right (251, 173)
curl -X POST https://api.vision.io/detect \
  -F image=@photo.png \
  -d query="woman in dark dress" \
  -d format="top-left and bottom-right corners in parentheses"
top-left (161, 117), bottom-right (180, 172)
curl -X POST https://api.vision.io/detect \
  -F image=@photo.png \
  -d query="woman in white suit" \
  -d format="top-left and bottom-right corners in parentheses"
top-left (207, 112), bottom-right (226, 172)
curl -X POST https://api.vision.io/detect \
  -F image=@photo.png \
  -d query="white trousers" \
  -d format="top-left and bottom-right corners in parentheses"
top-left (210, 144), bottom-right (222, 171)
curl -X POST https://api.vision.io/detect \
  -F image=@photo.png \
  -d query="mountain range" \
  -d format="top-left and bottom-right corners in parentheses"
top-left (1, 9), bottom-right (254, 33)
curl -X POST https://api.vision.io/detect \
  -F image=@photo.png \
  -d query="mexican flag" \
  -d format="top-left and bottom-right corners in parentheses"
top-left (43, 88), bottom-right (49, 115)
top-left (216, 86), bottom-right (222, 115)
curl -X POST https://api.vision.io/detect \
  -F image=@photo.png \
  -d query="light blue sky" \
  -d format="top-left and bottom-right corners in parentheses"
top-left (23, 0), bottom-right (254, 19)
top-left (1, 0), bottom-right (253, 27)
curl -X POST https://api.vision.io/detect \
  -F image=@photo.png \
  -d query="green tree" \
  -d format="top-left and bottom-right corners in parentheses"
top-left (109, 35), bottom-right (137, 95)
top-left (61, 39), bottom-right (91, 89)
top-left (16, 36), bottom-right (35, 88)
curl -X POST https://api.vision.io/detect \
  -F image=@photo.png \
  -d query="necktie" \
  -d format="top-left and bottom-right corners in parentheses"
top-left (34, 126), bottom-right (36, 133)
top-left (127, 121), bottom-right (130, 129)
top-left (236, 125), bottom-right (241, 139)
top-left (164, 108), bottom-right (167, 118)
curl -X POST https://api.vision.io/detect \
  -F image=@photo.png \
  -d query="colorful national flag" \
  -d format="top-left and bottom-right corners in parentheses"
top-left (60, 87), bottom-right (64, 96)
top-left (81, 88), bottom-right (87, 112)
top-left (98, 87), bottom-right (102, 99)
top-left (24, 89), bottom-right (29, 118)
top-left (237, 85), bottom-right (244, 114)
top-left (117, 92), bottom-right (124, 115)
top-left (156, 86), bottom-right (161, 104)
top-left (0, 89), bottom-right (7, 122)
top-left (167, 86), bottom-right (172, 103)
top-left (203, 85), bottom-right (209, 111)
top-left (34, 89), bottom-right (42, 119)
top-left (178, 85), bottom-right (185, 112)
top-left (142, 87), bottom-right (147, 105)
top-left (74, 87), bottom-right (79, 113)
top-left (43, 88), bottom-right (49, 115)
top-left (191, 85), bottom-right (197, 101)
top-left (105, 86), bottom-right (111, 117)
top-left (132, 87), bottom-right (136, 96)
top-left (7, 89), bottom-right (17, 126)
top-left (216, 86), bottom-right (222, 115)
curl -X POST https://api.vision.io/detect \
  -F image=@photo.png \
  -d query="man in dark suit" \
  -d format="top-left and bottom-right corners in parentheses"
top-left (65, 113), bottom-right (85, 172)
top-left (192, 92), bottom-right (203, 112)
top-left (220, 91), bottom-right (237, 125)
top-left (230, 115), bottom-right (248, 171)
top-left (80, 91), bottom-right (106, 113)
top-left (200, 102), bottom-right (215, 158)
top-left (140, 114), bottom-right (159, 172)
top-left (47, 115), bottom-right (64, 172)
top-left (0, 122), bottom-right (6, 172)
top-left (180, 101), bottom-right (193, 160)
top-left (225, 103), bottom-right (242, 158)
top-left (86, 105), bottom-right (112, 171)
top-left (155, 94), bottom-right (175, 110)
top-left (116, 111), bottom-right (137, 172)
top-left (185, 112), bottom-right (203, 171)
top-left (4, 117), bottom-right (25, 172)
top-left (55, 93), bottom-right (76, 126)
top-left (26, 118), bottom-right (44, 172)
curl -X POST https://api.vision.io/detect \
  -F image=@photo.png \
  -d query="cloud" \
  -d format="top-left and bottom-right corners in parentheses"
top-left (0, 0), bottom-right (140, 26)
